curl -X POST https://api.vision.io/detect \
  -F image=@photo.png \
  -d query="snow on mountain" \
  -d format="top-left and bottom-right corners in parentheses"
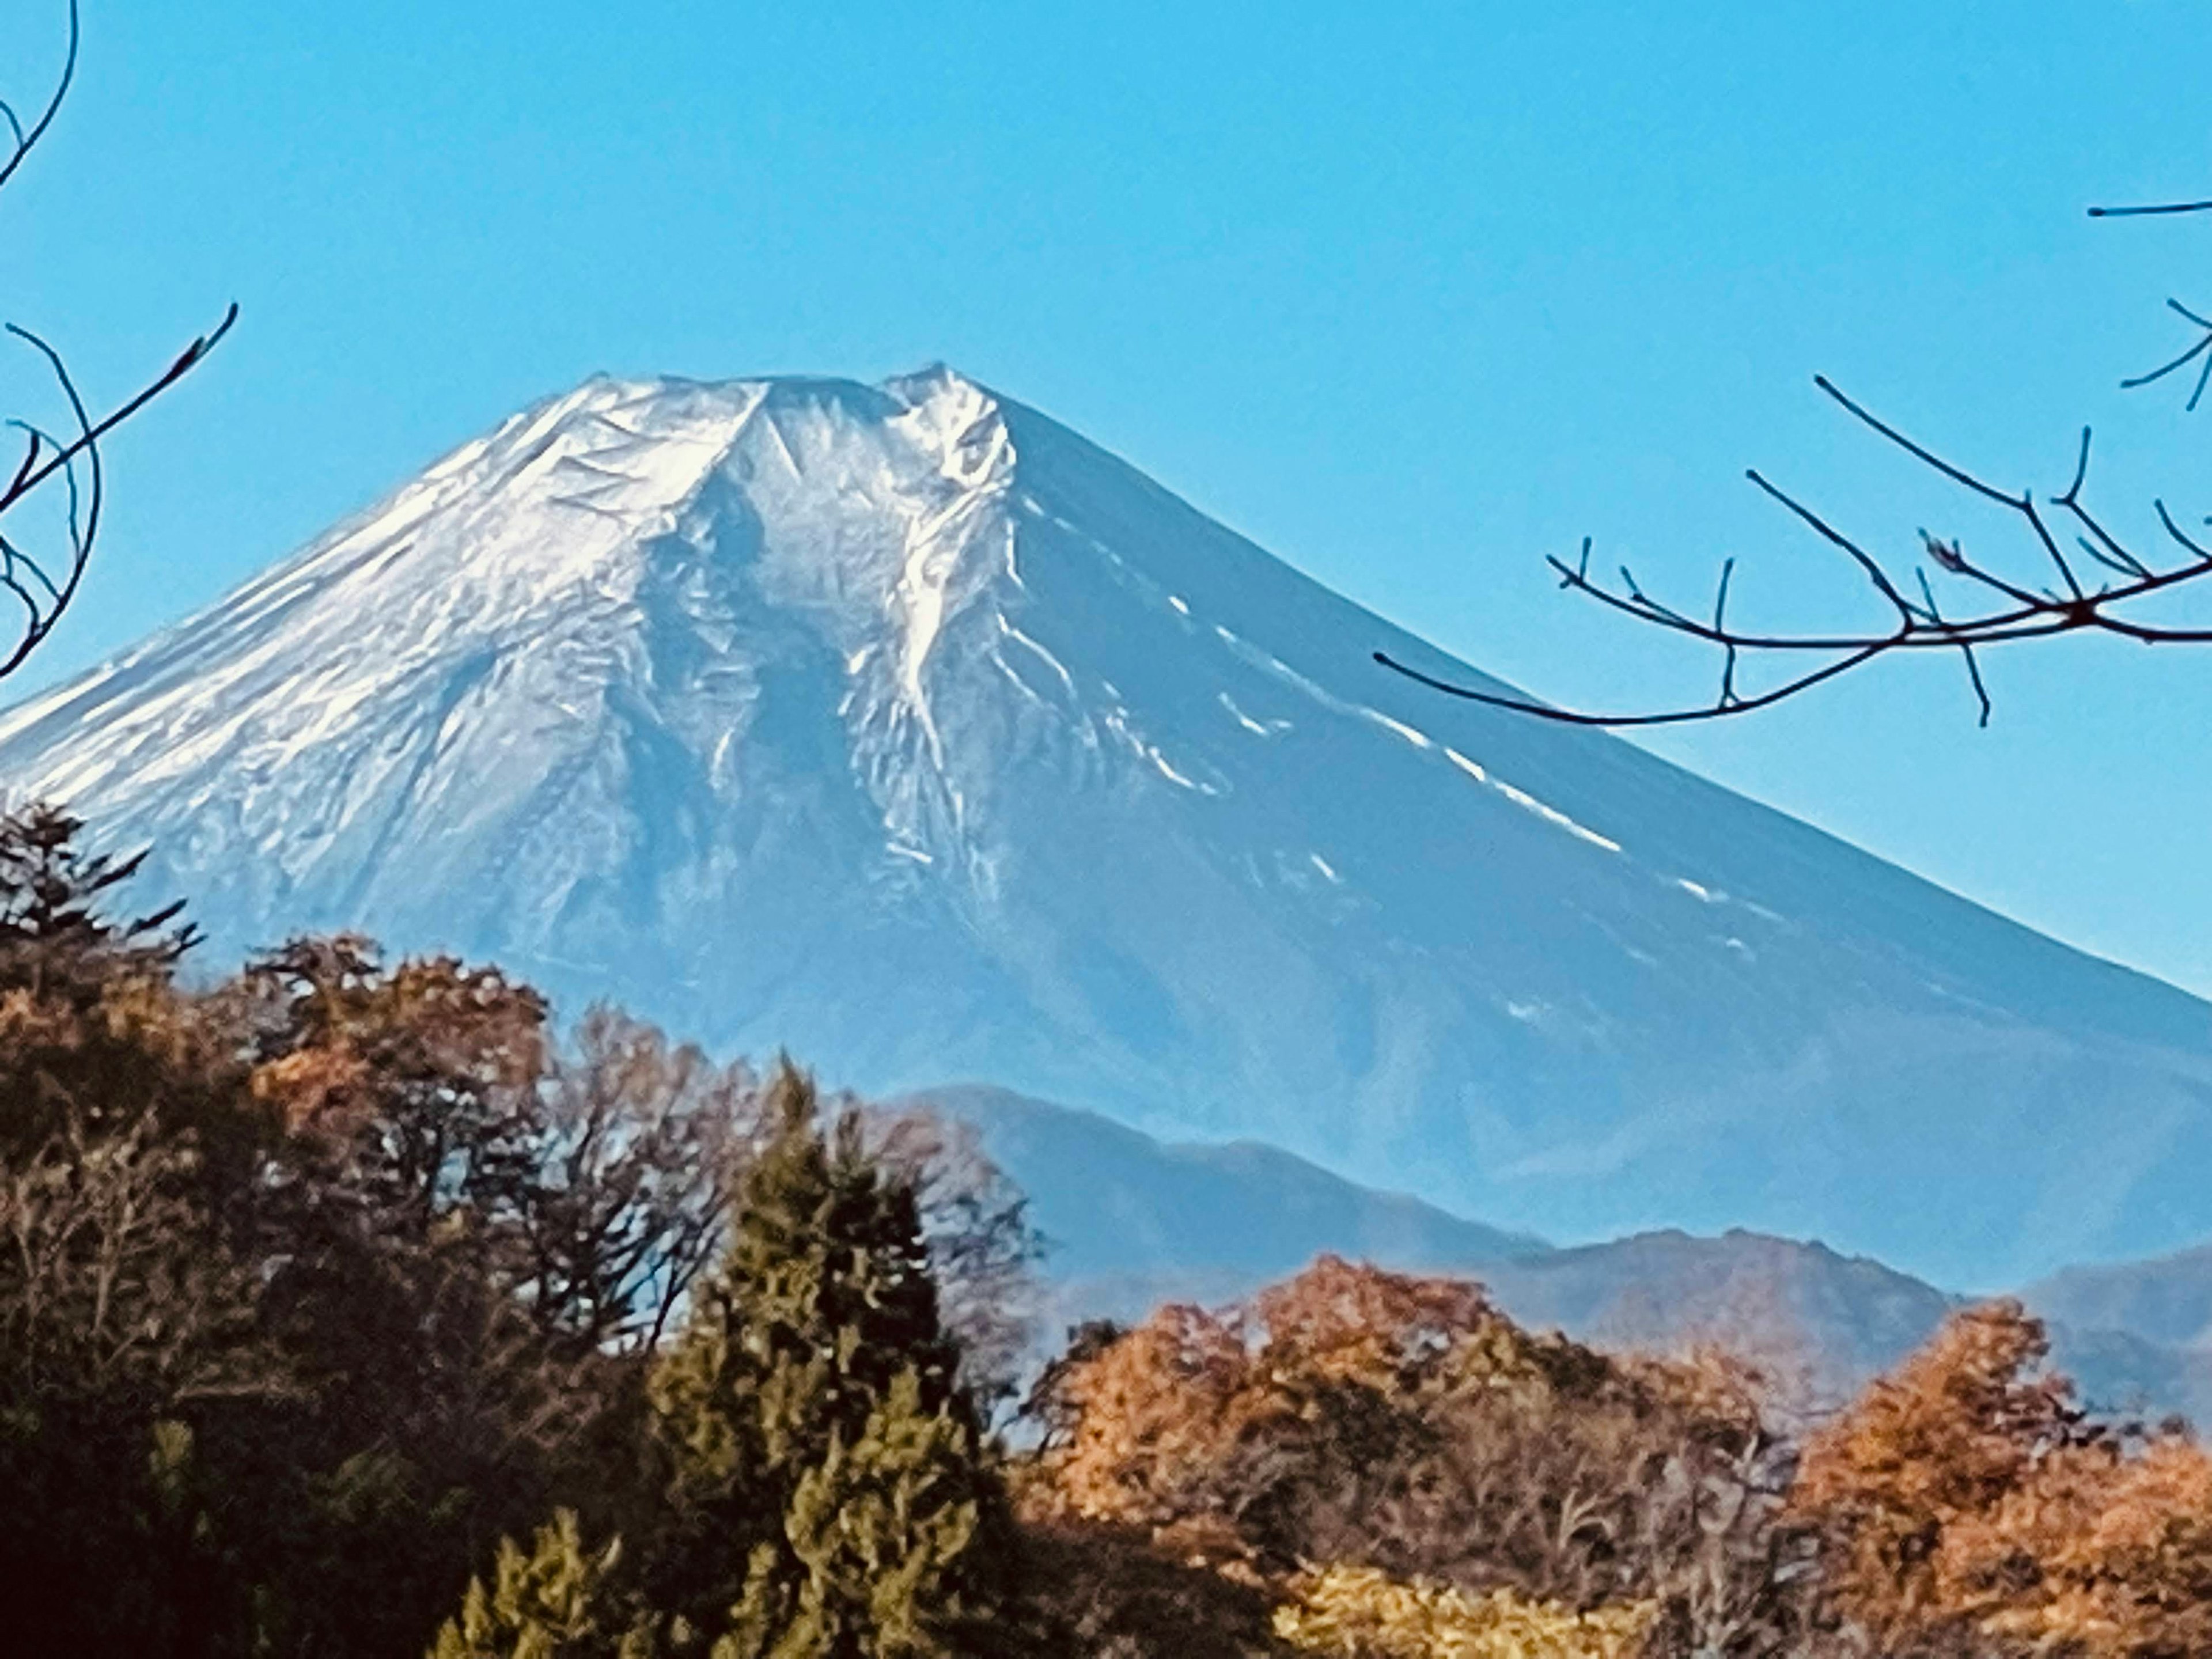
top-left (1, 366), bottom-right (2209, 1287)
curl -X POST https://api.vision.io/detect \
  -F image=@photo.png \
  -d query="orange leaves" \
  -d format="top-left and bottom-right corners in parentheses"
top-left (248, 935), bottom-right (550, 1099)
top-left (1026, 1255), bottom-right (1512, 1541)
top-left (1793, 1299), bottom-right (2073, 1576)
top-left (1251, 1253), bottom-right (1497, 1392)
top-left (1028, 1298), bottom-right (1254, 1533)
top-left (1019, 1260), bottom-right (1550, 1639)
top-left (249, 1046), bottom-right (373, 1136)
top-left (1944, 1437), bottom-right (2212, 1657)
top-left (1793, 1298), bottom-right (2212, 1656)
top-left (1021, 1257), bottom-right (1808, 1652)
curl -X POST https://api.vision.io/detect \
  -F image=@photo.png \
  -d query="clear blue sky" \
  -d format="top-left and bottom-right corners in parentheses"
top-left (10, 0), bottom-right (2212, 990)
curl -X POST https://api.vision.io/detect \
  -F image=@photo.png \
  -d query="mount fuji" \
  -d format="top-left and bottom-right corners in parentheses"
top-left (1, 366), bottom-right (2208, 1287)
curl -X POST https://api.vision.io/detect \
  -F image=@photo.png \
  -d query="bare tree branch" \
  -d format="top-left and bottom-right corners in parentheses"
top-left (0, 2), bottom-right (236, 680)
top-left (1379, 191), bottom-right (2212, 728)
top-left (2089, 196), bottom-right (2212, 410)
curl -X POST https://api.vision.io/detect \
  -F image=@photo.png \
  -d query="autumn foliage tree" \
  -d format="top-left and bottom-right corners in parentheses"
top-left (1022, 1255), bottom-right (1812, 1656)
top-left (0, 807), bottom-right (274, 1654)
top-left (1793, 1298), bottom-right (2212, 1658)
top-left (0, 805), bottom-right (1041, 1658)
top-left (25, 796), bottom-right (2212, 1659)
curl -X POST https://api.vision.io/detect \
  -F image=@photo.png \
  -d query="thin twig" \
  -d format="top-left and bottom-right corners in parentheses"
top-left (1, 305), bottom-right (240, 511)
top-left (2120, 300), bottom-right (2212, 411)
top-left (0, 0), bottom-right (77, 194)
top-left (2087, 198), bottom-right (2212, 218)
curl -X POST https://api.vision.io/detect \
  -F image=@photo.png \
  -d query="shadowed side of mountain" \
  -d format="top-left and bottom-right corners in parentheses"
top-left (2046, 1324), bottom-right (2212, 1423)
top-left (900, 1082), bottom-right (1550, 1296)
top-left (1479, 1231), bottom-right (2212, 1416)
top-left (2023, 1241), bottom-right (2212, 1352)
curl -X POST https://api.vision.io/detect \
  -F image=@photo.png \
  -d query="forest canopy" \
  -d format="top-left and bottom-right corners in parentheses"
top-left (7, 799), bottom-right (2212, 1659)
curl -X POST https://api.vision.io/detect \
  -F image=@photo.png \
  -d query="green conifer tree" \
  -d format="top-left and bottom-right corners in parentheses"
top-left (429, 1509), bottom-right (653, 1659)
top-left (642, 1066), bottom-right (1019, 1658)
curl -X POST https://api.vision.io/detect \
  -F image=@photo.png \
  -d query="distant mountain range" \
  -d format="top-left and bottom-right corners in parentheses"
top-left (916, 1084), bottom-right (2212, 1419)
top-left (2024, 1241), bottom-right (2212, 1351)
top-left (1, 367), bottom-right (2209, 1290)
top-left (895, 1082), bottom-right (1550, 1331)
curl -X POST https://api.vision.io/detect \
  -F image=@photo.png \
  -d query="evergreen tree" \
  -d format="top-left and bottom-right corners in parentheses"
top-left (0, 802), bottom-right (245, 1170)
top-left (0, 801), bottom-right (195, 999)
top-left (430, 1509), bottom-right (653, 1659)
top-left (641, 1066), bottom-right (1020, 1658)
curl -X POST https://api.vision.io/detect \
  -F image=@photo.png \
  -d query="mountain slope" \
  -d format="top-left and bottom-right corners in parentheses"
top-left (2024, 1243), bottom-right (2212, 1353)
top-left (1472, 1229), bottom-right (1954, 1392)
top-left (914, 1085), bottom-right (2210, 1416)
top-left (2, 367), bottom-right (2209, 1285)
top-left (922, 1086), bottom-right (2212, 1416)
top-left (901, 1082), bottom-right (1548, 1310)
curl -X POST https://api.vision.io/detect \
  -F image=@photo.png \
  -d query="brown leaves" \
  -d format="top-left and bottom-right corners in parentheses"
top-left (249, 1045), bottom-right (373, 1136)
top-left (1253, 1253), bottom-right (1498, 1391)
top-left (1022, 1257), bottom-right (1808, 1654)
top-left (1790, 1298), bottom-right (2212, 1657)
top-left (1023, 1257), bottom-right (1510, 1543)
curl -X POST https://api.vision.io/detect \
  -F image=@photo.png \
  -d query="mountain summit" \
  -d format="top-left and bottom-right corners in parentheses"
top-left (2, 367), bottom-right (2208, 1284)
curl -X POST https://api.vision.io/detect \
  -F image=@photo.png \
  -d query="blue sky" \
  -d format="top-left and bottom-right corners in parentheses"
top-left (10, 0), bottom-right (2212, 990)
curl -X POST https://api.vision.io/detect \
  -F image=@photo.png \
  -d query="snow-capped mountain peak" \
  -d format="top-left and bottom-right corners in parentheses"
top-left (1, 367), bottom-right (2209, 1288)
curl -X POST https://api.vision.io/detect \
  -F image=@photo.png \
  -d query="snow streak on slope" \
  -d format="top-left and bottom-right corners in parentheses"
top-left (2, 366), bottom-right (2210, 1287)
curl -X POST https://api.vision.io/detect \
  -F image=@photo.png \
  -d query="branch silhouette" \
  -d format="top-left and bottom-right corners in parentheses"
top-left (1, 1), bottom-right (236, 677)
top-left (1380, 193), bottom-right (2212, 727)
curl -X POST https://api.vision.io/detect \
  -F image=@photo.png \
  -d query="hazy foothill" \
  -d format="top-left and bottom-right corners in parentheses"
top-left (13, 3), bottom-right (2212, 1657)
